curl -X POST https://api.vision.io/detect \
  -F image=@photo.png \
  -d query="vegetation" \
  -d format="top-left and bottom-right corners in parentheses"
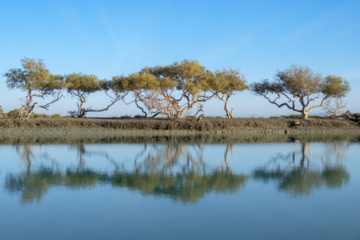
top-left (0, 117), bottom-right (358, 130)
top-left (124, 60), bottom-right (215, 119)
top-left (0, 118), bottom-right (359, 146)
top-left (208, 68), bottom-right (249, 118)
top-left (251, 65), bottom-right (350, 119)
top-left (2, 58), bottom-right (354, 120)
top-left (3, 58), bottom-right (64, 118)
top-left (65, 73), bottom-right (125, 118)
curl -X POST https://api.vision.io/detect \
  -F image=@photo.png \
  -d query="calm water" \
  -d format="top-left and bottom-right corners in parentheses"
top-left (0, 142), bottom-right (359, 239)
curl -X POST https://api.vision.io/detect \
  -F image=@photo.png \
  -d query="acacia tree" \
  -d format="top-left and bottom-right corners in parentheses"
top-left (251, 65), bottom-right (350, 119)
top-left (324, 98), bottom-right (347, 117)
top-left (66, 73), bottom-right (126, 118)
top-left (208, 69), bottom-right (249, 118)
top-left (4, 57), bottom-right (64, 118)
top-left (125, 60), bottom-right (214, 119)
top-left (118, 72), bottom-right (175, 118)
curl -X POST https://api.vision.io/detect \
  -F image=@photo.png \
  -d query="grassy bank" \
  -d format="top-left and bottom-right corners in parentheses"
top-left (0, 117), bottom-right (358, 130)
top-left (0, 118), bottom-right (359, 144)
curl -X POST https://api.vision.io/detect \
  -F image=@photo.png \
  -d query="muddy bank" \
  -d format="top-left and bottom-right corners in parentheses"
top-left (0, 126), bottom-right (359, 144)
top-left (0, 117), bottom-right (358, 130)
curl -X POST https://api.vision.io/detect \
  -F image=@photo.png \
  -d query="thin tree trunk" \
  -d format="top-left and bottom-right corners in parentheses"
top-left (224, 99), bottom-right (233, 118)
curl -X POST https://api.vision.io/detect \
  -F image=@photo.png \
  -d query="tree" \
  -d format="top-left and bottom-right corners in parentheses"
top-left (4, 57), bottom-right (64, 118)
top-left (251, 65), bottom-right (350, 119)
top-left (324, 98), bottom-right (346, 117)
top-left (125, 60), bottom-right (214, 119)
top-left (152, 60), bottom-right (214, 118)
top-left (208, 69), bottom-right (249, 118)
top-left (114, 73), bottom-right (171, 118)
top-left (65, 73), bottom-right (126, 118)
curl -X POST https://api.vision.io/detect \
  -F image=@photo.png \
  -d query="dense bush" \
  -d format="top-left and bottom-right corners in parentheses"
top-left (33, 113), bottom-right (51, 118)
top-left (353, 113), bottom-right (360, 119)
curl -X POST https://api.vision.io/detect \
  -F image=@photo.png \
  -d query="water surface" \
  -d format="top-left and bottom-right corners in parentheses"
top-left (1, 142), bottom-right (359, 239)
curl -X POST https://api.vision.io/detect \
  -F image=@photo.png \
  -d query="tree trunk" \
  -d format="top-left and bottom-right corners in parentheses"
top-left (301, 108), bottom-right (309, 119)
top-left (224, 100), bottom-right (233, 118)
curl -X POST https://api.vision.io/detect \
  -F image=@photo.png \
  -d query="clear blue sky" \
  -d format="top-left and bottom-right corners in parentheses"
top-left (0, 0), bottom-right (359, 117)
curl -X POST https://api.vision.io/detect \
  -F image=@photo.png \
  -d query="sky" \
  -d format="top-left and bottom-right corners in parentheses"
top-left (0, 0), bottom-right (359, 117)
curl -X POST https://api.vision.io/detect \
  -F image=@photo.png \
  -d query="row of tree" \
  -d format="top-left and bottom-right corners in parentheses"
top-left (3, 57), bottom-right (350, 119)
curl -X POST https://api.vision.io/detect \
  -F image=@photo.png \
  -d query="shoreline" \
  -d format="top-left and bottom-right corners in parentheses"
top-left (1, 118), bottom-right (359, 144)
top-left (1, 123), bottom-right (359, 145)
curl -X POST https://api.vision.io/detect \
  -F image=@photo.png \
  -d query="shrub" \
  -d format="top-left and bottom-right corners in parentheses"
top-left (51, 114), bottom-right (62, 118)
top-left (353, 113), bottom-right (360, 119)
top-left (288, 115), bottom-right (302, 119)
top-left (33, 113), bottom-right (51, 118)
top-left (7, 109), bottom-right (21, 118)
top-left (309, 115), bottom-right (325, 119)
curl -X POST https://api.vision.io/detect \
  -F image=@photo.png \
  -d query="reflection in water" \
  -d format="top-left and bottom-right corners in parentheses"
top-left (4, 142), bottom-right (352, 203)
top-left (5, 143), bottom-right (247, 203)
top-left (253, 142), bottom-right (350, 196)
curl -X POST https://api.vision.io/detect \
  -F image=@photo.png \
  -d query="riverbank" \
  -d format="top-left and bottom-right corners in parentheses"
top-left (0, 117), bottom-right (358, 130)
top-left (0, 118), bottom-right (359, 144)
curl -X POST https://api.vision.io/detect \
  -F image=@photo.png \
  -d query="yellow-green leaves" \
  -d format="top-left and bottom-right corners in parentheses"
top-left (65, 73), bottom-right (102, 93)
top-left (251, 65), bottom-right (351, 119)
top-left (209, 68), bottom-right (249, 93)
top-left (3, 57), bottom-right (65, 118)
top-left (322, 75), bottom-right (350, 97)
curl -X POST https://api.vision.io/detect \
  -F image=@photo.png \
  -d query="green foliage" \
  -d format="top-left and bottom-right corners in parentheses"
top-left (3, 57), bottom-right (65, 118)
top-left (277, 65), bottom-right (322, 97)
top-left (32, 113), bottom-right (51, 118)
top-left (322, 75), bottom-right (350, 97)
top-left (51, 114), bottom-right (62, 118)
top-left (7, 109), bottom-right (21, 118)
top-left (125, 60), bottom-right (219, 118)
top-left (309, 115), bottom-right (325, 119)
top-left (65, 73), bottom-right (102, 93)
top-left (4, 57), bottom-right (51, 91)
top-left (208, 68), bottom-right (249, 93)
top-left (288, 115), bottom-right (302, 119)
top-left (251, 65), bottom-right (350, 119)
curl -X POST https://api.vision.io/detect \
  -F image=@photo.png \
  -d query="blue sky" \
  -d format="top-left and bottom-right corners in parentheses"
top-left (0, 0), bottom-right (359, 117)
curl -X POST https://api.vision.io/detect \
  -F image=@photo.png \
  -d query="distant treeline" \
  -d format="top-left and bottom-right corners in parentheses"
top-left (2, 58), bottom-right (350, 119)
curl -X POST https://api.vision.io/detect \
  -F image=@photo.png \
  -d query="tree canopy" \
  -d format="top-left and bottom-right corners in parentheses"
top-left (251, 65), bottom-right (350, 119)
top-left (2, 58), bottom-right (353, 119)
top-left (3, 57), bottom-right (64, 118)
top-left (65, 73), bottom-right (125, 118)
top-left (123, 60), bottom-right (214, 118)
top-left (208, 68), bottom-right (249, 118)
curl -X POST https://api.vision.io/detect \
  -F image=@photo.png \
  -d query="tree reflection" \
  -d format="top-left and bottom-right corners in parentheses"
top-left (5, 143), bottom-right (247, 203)
top-left (253, 142), bottom-right (350, 196)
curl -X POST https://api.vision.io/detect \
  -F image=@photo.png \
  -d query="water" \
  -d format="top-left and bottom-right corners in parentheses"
top-left (1, 142), bottom-right (359, 239)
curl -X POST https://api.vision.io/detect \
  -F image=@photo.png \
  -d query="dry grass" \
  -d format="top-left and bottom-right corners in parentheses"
top-left (0, 117), bottom-right (358, 131)
top-left (0, 118), bottom-right (359, 145)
